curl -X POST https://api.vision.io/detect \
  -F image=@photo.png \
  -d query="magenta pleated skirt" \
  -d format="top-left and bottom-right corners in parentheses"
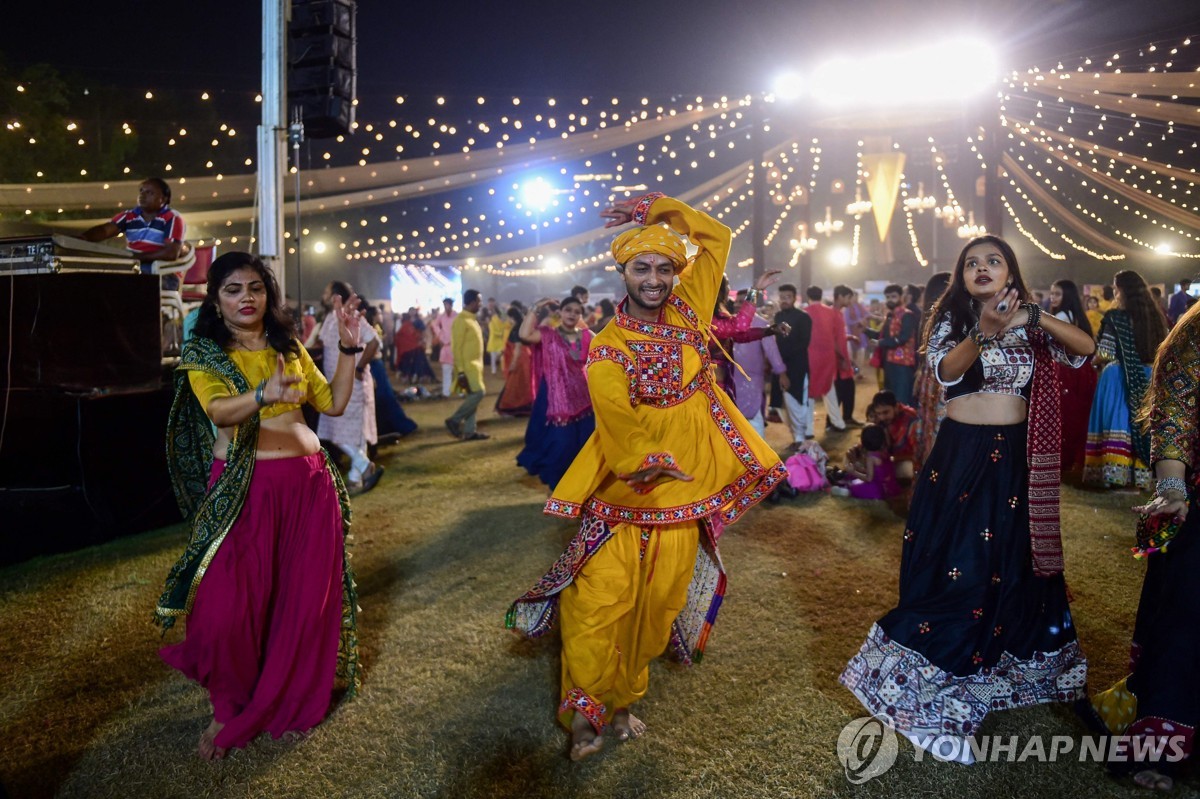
top-left (160, 452), bottom-right (345, 751)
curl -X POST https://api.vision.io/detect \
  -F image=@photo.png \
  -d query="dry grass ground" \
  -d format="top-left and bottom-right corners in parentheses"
top-left (0, 372), bottom-right (1195, 798)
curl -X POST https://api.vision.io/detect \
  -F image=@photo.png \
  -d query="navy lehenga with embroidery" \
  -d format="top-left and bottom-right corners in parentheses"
top-left (840, 313), bottom-right (1088, 752)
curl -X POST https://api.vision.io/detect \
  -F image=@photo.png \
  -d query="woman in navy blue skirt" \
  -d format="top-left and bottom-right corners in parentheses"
top-left (1085, 299), bottom-right (1200, 791)
top-left (840, 236), bottom-right (1097, 763)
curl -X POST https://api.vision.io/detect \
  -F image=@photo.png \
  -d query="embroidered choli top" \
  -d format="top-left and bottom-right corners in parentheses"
top-left (544, 195), bottom-right (787, 527)
top-left (188, 344), bottom-right (333, 420)
top-left (927, 312), bottom-right (1085, 403)
top-left (1147, 321), bottom-right (1200, 470)
top-left (533, 325), bottom-right (594, 425)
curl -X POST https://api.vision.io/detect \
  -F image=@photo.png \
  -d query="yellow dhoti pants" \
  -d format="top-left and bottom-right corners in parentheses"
top-left (557, 519), bottom-right (699, 732)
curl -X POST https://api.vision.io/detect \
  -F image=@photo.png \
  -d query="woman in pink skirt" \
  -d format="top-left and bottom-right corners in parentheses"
top-left (156, 252), bottom-right (362, 760)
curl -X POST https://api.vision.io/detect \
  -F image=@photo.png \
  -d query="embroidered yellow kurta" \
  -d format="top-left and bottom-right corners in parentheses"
top-left (546, 196), bottom-right (787, 525)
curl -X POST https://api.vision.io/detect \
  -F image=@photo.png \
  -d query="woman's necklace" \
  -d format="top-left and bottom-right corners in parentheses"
top-left (560, 327), bottom-right (583, 361)
top-left (232, 329), bottom-right (268, 351)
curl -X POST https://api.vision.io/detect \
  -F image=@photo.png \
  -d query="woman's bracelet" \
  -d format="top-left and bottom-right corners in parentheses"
top-left (254, 379), bottom-right (268, 406)
top-left (1156, 476), bottom-right (1189, 501)
top-left (338, 342), bottom-right (364, 355)
top-left (1023, 302), bottom-right (1042, 328)
top-left (968, 325), bottom-right (995, 348)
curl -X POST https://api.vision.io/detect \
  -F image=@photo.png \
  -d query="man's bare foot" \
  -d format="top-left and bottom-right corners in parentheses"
top-left (1133, 769), bottom-right (1174, 791)
top-left (198, 719), bottom-right (226, 761)
top-left (611, 709), bottom-right (646, 742)
top-left (569, 711), bottom-right (604, 761)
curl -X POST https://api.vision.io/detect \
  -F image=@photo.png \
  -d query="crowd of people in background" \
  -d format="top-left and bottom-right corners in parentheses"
top-left (281, 264), bottom-right (1195, 512)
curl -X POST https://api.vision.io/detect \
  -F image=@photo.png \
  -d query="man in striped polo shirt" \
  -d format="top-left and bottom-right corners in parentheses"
top-left (83, 178), bottom-right (188, 289)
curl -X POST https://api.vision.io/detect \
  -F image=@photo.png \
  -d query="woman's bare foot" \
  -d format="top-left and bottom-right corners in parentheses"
top-left (569, 711), bottom-right (604, 761)
top-left (198, 719), bottom-right (226, 761)
top-left (281, 729), bottom-right (311, 744)
top-left (1133, 769), bottom-right (1173, 791)
top-left (611, 709), bottom-right (646, 742)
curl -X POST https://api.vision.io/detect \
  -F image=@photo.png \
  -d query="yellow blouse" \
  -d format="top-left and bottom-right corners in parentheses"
top-left (545, 196), bottom-right (786, 527)
top-left (188, 344), bottom-right (333, 420)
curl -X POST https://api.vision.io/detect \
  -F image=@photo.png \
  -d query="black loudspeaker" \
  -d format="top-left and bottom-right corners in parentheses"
top-left (288, 0), bottom-right (356, 139)
top-left (0, 272), bottom-right (161, 391)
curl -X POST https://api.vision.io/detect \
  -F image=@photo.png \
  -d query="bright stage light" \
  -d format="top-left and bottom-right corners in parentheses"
top-left (810, 37), bottom-right (999, 108)
top-left (522, 177), bottom-right (556, 210)
top-left (313, 240), bottom-right (327, 254)
top-left (389, 265), bottom-right (460, 313)
top-left (772, 71), bottom-right (805, 102)
top-left (543, 256), bottom-right (563, 273)
top-left (830, 247), bottom-right (852, 267)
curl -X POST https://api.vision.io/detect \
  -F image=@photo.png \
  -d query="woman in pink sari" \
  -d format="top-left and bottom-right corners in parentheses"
top-left (516, 296), bottom-right (594, 488)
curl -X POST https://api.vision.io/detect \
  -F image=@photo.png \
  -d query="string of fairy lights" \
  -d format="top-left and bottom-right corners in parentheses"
top-left (4, 31), bottom-right (1199, 278)
top-left (997, 31), bottom-right (1200, 262)
top-left (1006, 121), bottom-right (1200, 258)
top-left (341, 101), bottom-right (758, 269)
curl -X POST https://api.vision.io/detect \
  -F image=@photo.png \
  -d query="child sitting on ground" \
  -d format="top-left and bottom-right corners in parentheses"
top-left (830, 424), bottom-right (900, 499)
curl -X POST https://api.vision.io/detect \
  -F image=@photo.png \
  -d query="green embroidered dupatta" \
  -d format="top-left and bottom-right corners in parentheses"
top-left (155, 336), bottom-right (360, 696)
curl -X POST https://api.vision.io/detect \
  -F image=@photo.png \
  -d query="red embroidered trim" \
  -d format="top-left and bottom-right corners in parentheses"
top-left (587, 342), bottom-right (704, 409)
top-left (640, 452), bottom-right (678, 471)
top-left (547, 287), bottom-right (783, 526)
top-left (560, 687), bottom-right (607, 734)
top-left (631, 192), bottom-right (666, 226)
top-left (615, 308), bottom-right (707, 351)
top-left (541, 381), bottom-right (789, 526)
top-left (631, 452), bottom-right (679, 494)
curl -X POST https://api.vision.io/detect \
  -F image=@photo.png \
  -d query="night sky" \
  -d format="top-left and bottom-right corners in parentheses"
top-left (6, 0), bottom-right (1198, 99)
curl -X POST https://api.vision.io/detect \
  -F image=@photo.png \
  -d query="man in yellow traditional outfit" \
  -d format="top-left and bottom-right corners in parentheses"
top-left (507, 193), bottom-right (788, 760)
top-left (446, 289), bottom-right (488, 440)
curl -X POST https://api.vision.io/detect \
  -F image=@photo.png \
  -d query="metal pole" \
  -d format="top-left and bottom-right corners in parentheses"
top-left (750, 103), bottom-right (767, 282)
top-left (931, 158), bottom-right (938, 270)
top-left (258, 0), bottom-right (287, 294)
top-left (980, 97), bottom-right (1003, 238)
top-left (291, 110), bottom-right (304, 312)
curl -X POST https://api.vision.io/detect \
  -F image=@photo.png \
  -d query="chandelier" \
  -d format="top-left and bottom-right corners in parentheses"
top-left (814, 206), bottom-right (845, 236)
top-left (956, 211), bottom-right (986, 239)
top-left (903, 182), bottom-right (937, 212)
top-left (845, 189), bottom-right (872, 219)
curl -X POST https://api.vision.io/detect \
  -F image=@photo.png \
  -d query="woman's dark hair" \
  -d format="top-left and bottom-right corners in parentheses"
top-left (328, 280), bottom-right (354, 303)
top-left (1050, 279), bottom-right (1092, 338)
top-left (920, 236), bottom-right (1030, 354)
top-left (922, 272), bottom-right (951, 314)
top-left (598, 298), bottom-right (616, 316)
top-left (1114, 269), bottom-right (1169, 363)
top-left (193, 252), bottom-right (299, 357)
top-left (506, 305), bottom-right (523, 324)
top-left (714, 274), bottom-right (733, 317)
top-left (560, 295), bottom-right (584, 312)
top-left (861, 424), bottom-right (886, 452)
top-left (1139, 293), bottom-right (1200, 427)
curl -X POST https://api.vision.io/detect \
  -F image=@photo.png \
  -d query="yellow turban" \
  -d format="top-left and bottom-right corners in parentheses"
top-left (611, 225), bottom-right (687, 271)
